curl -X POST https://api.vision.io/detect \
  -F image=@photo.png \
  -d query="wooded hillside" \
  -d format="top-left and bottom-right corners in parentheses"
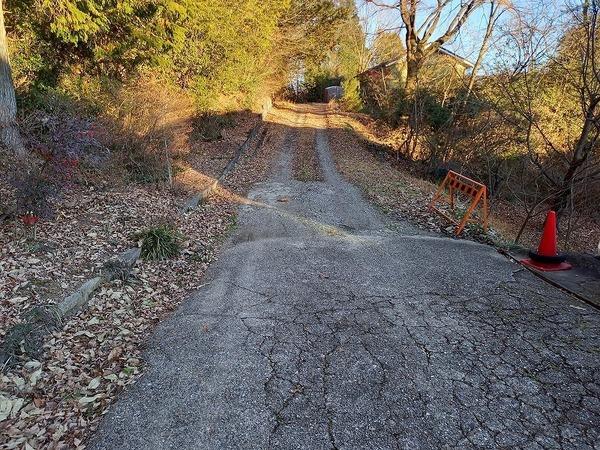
top-left (0, 0), bottom-right (598, 251)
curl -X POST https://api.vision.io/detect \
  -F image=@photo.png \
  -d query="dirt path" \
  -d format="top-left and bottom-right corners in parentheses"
top-left (90, 104), bottom-right (600, 449)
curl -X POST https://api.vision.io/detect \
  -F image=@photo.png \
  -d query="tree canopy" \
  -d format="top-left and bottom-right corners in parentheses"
top-left (371, 31), bottom-right (405, 66)
top-left (6, 0), bottom-right (352, 109)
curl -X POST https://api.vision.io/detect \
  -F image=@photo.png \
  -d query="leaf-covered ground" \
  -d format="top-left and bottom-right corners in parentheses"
top-left (326, 111), bottom-right (481, 237)
top-left (0, 111), bottom-right (285, 449)
top-left (291, 112), bottom-right (322, 182)
top-left (2, 102), bottom-right (597, 449)
top-left (326, 107), bottom-right (600, 254)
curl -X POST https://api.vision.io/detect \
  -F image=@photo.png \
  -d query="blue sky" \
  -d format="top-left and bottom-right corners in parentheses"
top-left (355, 0), bottom-right (568, 71)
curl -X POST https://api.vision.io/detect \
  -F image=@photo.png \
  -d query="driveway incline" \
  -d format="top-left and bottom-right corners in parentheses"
top-left (91, 104), bottom-right (600, 449)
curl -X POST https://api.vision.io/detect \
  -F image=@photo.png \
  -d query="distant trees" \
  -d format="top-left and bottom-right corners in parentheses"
top-left (350, 0), bottom-right (597, 244)
top-left (280, 0), bottom-right (361, 103)
top-left (550, 0), bottom-right (600, 214)
top-left (167, 0), bottom-right (290, 109)
top-left (277, 0), bottom-right (351, 73)
top-left (7, 0), bottom-right (352, 110)
top-left (464, 1), bottom-right (508, 102)
top-left (335, 8), bottom-right (372, 79)
top-left (487, 0), bottom-right (600, 231)
top-left (371, 32), bottom-right (405, 66)
top-left (364, 1), bottom-right (512, 100)
top-left (330, 4), bottom-right (370, 109)
top-left (365, 1), bottom-right (487, 97)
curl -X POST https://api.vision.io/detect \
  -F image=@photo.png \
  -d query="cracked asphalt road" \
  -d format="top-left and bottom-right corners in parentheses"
top-left (90, 104), bottom-right (600, 449)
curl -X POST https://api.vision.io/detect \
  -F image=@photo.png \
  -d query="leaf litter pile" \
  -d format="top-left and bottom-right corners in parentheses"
top-left (0, 112), bottom-right (284, 449)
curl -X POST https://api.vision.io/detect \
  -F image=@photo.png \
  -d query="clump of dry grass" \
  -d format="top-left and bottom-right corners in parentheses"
top-left (99, 77), bottom-right (195, 183)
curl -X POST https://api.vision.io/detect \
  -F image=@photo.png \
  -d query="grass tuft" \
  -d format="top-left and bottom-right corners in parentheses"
top-left (137, 225), bottom-right (183, 260)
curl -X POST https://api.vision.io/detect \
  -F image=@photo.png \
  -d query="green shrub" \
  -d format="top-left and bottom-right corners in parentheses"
top-left (137, 225), bottom-right (183, 260)
top-left (341, 78), bottom-right (363, 112)
top-left (418, 92), bottom-right (452, 130)
top-left (396, 89), bottom-right (452, 130)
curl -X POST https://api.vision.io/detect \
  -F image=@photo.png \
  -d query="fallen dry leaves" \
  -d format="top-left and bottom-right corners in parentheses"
top-left (293, 125), bottom-right (322, 182)
top-left (0, 111), bottom-right (282, 449)
top-left (283, 105), bottom-right (324, 182)
top-left (326, 107), bottom-right (599, 254)
top-left (326, 110), bottom-right (502, 243)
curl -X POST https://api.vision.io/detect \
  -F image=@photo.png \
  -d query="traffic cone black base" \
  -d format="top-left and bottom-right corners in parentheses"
top-left (520, 210), bottom-right (572, 272)
top-left (522, 258), bottom-right (572, 272)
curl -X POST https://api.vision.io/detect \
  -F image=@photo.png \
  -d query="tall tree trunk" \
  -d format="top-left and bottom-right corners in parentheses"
top-left (403, 16), bottom-right (420, 101)
top-left (405, 58), bottom-right (419, 99)
top-left (0, 1), bottom-right (25, 157)
top-left (464, 2), bottom-right (502, 104)
top-left (552, 99), bottom-right (599, 213)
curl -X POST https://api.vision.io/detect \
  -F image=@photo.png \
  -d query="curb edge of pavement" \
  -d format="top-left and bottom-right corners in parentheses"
top-left (499, 248), bottom-right (600, 312)
top-left (1, 247), bottom-right (141, 368)
top-left (181, 106), bottom-right (270, 214)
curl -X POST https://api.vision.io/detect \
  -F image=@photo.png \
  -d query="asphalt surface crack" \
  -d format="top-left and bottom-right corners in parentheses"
top-left (89, 103), bottom-right (600, 450)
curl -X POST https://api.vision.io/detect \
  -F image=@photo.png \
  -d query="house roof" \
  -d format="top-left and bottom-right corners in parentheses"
top-left (436, 47), bottom-right (475, 69)
top-left (358, 46), bottom-right (474, 77)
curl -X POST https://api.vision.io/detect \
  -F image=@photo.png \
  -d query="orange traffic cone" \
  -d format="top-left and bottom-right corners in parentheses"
top-left (522, 211), bottom-right (572, 271)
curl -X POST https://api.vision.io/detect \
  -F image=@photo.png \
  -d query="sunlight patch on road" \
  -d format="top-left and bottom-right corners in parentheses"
top-left (240, 197), bottom-right (378, 244)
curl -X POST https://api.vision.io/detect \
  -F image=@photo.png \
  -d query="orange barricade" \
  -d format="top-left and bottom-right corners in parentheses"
top-left (428, 170), bottom-right (489, 236)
